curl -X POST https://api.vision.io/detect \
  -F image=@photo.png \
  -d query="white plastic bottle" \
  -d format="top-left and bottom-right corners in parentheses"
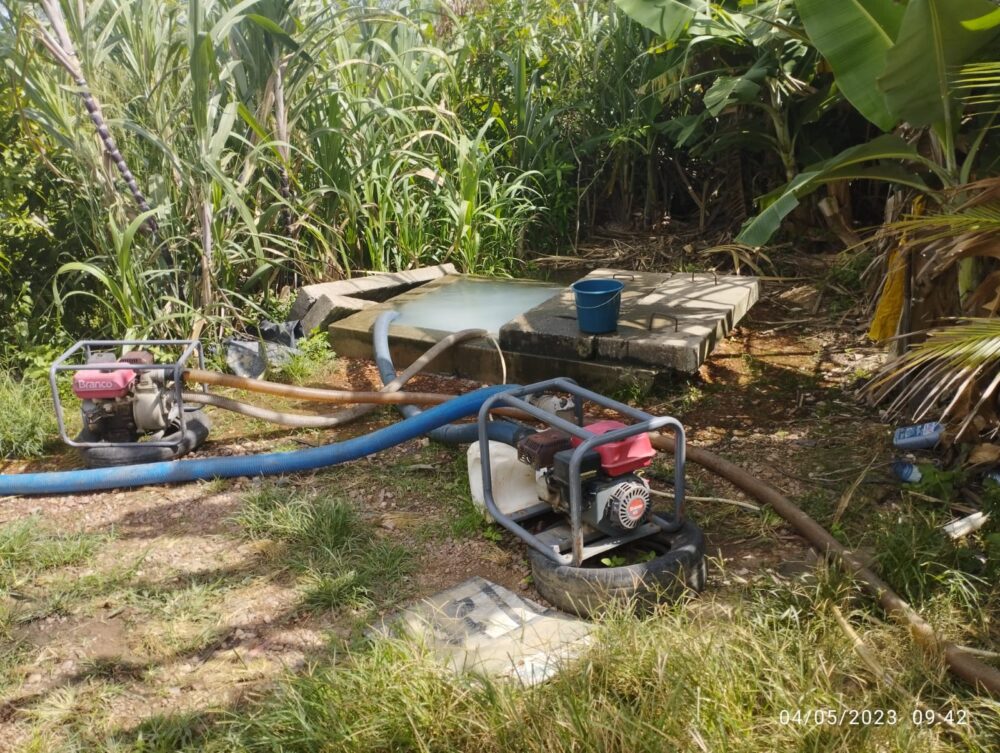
top-left (467, 441), bottom-right (538, 520)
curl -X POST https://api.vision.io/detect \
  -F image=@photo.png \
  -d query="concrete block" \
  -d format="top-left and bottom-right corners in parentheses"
top-left (300, 294), bottom-right (377, 334)
top-left (501, 269), bottom-right (759, 373)
top-left (326, 267), bottom-right (757, 387)
top-left (290, 264), bottom-right (457, 319)
top-left (374, 577), bottom-right (593, 685)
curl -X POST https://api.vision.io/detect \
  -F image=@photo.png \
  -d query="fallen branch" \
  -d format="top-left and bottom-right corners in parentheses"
top-left (649, 488), bottom-right (761, 513)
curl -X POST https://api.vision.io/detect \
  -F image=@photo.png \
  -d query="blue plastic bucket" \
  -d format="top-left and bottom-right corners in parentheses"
top-left (571, 278), bottom-right (624, 334)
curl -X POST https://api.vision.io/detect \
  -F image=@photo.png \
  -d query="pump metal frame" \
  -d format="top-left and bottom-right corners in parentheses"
top-left (49, 339), bottom-right (205, 450)
top-left (477, 378), bottom-right (685, 567)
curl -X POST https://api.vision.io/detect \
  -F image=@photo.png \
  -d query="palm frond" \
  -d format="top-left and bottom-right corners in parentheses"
top-left (956, 61), bottom-right (1000, 109)
top-left (867, 318), bottom-right (1000, 437)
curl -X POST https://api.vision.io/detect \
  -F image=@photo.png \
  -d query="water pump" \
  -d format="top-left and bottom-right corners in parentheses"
top-left (50, 339), bottom-right (210, 466)
top-left (474, 379), bottom-right (703, 617)
top-left (517, 421), bottom-right (655, 537)
top-left (72, 351), bottom-right (176, 443)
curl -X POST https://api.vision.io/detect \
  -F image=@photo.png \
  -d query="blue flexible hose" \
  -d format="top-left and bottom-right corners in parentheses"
top-left (0, 386), bottom-right (512, 497)
top-left (373, 312), bottom-right (524, 445)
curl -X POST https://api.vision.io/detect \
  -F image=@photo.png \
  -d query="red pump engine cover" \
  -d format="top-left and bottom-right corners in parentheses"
top-left (570, 420), bottom-right (655, 476)
top-left (72, 366), bottom-right (137, 399)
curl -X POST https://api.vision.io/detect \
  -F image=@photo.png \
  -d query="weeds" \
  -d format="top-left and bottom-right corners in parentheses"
top-left (0, 517), bottom-right (102, 591)
top-left (867, 501), bottom-right (996, 648)
top-left (608, 375), bottom-right (647, 405)
top-left (0, 372), bottom-right (57, 458)
top-left (267, 330), bottom-right (336, 385)
top-left (236, 482), bottom-right (411, 612)
top-left (872, 509), bottom-right (969, 601)
top-left (125, 579), bottom-right (227, 623)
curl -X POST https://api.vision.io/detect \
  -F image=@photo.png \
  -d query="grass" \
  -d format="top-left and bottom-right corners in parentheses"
top-left (235, 482), bottom-right (412, 614)
top-left (25, 563), bottom-right (138, 621)
top-left (0, 518), bottom-right (109, 694)
top-left (4, 484), bottom-right (1000, 752)
top-left (0, 372), bottom-right (57, 458)
top-left (123, 577), bottom-right (232, 659)
top-left (315, 445), bottom-right (502, 543)
top-left (70, 582), bottom-right (999, 752)
top-left (0, 517), bottom-right (104, 591)
top-left (266, 331), bottom-right (337, 386)
top-left (3, 315), bottom-right (1000, 752)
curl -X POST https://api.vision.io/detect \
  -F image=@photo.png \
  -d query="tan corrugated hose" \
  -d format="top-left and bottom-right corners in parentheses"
top-left (180, 329), bottom-right (528, 426)
top-left (184, 368), bottom-right (451, 405)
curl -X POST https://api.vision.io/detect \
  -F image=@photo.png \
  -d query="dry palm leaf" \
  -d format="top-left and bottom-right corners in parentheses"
top-left (867, 318), bottom-right (1000, 438)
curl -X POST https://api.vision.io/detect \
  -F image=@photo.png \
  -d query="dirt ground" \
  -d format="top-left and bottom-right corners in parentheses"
top-left (0, 272), bottom-right (901, 748)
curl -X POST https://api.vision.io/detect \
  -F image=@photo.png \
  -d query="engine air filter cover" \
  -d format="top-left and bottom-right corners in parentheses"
top-left (517, 428), bottom-right (572, 469)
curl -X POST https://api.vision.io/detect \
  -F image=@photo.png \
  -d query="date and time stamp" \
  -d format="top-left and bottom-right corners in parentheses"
top-left (777, 708), bottom-right (970, 727)
top-left (691, 689), bottom-right (974, 728)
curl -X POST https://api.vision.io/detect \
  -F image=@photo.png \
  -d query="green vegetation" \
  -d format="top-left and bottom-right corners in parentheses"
top-left (267, 330), bottom-right (336, 384)
top-left (1, 393), bottom-right (999, 750)
top-left (0, 518), bottom-right (107, 690)
top-left (0, 372), bottom-right (57, 458)
top-left (236, 481), bottom-right (412, 612)
top-left (1, 2), bottom-right (1000, 750)
top-left (0, 517), bottom-right (102, 590)
top-left (0, 1), bottom-right (993, 356)
top-left (56, 588), bottom-right (1000, 752)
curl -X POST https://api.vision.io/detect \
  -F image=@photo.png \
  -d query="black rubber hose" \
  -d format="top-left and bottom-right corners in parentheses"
top-left (75, 411), bottom-right (210, 468)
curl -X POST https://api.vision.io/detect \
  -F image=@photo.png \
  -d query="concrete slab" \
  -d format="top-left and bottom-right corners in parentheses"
top-left (330, 314), bottom-right (660, 393)
top-left (299, 294), bottom-right (377, 334)
top-left (290, 264), bottom-right (457, 320)
top-left (375, 577), bottom-right (593, 685)
top-left (328, 268), bottom-right (758, 391)
top-left (328, 275), bottom-right (660, 393)
top-left (500, 269), bottom-right (759, 373)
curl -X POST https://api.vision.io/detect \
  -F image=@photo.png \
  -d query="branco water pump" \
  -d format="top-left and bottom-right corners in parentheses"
top-left (50, 340), bottom-right (210, 466)
top-left (475, 378), bottom-right (705, 617)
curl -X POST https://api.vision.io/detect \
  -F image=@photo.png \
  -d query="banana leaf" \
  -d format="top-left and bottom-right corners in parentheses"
top-left (703, 58), bottom-right (770, 117)
top-left (794, 0), bottom-right (905, 131)
top-left (879, 0), bottom-right (1000, 128)
top-left (613, 0), bottom-right (701, 43)
top-left (736, 134), bottom-right (945, 246)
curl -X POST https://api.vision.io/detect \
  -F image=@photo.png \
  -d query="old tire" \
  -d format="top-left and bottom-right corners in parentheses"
top-left (528, 520), bottom-right (706, 618)
top-left (75, 410), bottom-right (211, 468)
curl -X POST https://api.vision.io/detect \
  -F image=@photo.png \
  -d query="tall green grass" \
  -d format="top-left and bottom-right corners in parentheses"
top-left (0, 0), bottom-right (673, 346)
top-left (0, 372), bottom-right (57, 458)
top-left (1, 1), bottom-right (571, 341)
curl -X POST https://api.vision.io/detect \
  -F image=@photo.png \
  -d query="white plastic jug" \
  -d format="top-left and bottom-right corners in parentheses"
top-left (467, 440), bottom-right (539, 519)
